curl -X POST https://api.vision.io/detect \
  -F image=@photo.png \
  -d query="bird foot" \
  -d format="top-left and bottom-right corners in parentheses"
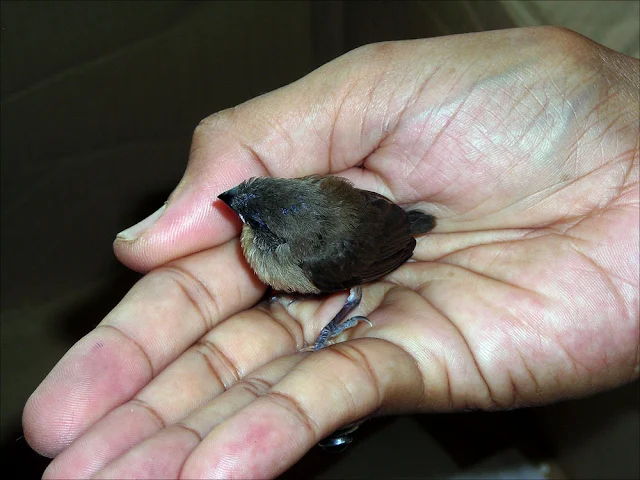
top-left (299, 286), bottom-right (372, 352)
top-left (300, 315), bottom-right (372, 352)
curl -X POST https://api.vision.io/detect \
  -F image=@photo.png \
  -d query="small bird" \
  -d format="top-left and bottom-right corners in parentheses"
top-left (218, 175), bottom-right (436, 350)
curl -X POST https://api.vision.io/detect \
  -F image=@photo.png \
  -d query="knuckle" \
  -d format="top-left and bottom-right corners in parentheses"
top-left (323, 343), bottom-right (383, 411)
top-left (237, 376), bottom-right (274, 398)
top-left (193, 339), bottom-right (240, 391)
top-left (156, 265), bottom-right (221, 331)
top-left (263, 390), bottom-right (320, 438)
top-left (192, 107), bottom-right (237, 140)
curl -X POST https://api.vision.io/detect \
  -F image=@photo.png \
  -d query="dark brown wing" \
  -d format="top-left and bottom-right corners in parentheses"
top-left (301, 190), bottom-right (416, 292)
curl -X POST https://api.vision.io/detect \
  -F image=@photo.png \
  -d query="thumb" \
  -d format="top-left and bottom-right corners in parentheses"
top-left (112, 126), bottom-right (263, 273)
top-left (112, 97), bottom-right (315, 273)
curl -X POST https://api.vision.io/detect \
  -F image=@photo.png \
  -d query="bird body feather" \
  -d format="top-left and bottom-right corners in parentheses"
top-left (220, 175), bottom-right (435, 295)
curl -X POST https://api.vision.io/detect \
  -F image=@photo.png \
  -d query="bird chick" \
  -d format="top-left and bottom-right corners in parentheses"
top-left (218, 175), bottom-right (435, 350)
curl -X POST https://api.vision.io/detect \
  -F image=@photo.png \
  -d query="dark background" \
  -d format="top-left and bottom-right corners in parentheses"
top-left (1, 1), bottom-right (638, 478)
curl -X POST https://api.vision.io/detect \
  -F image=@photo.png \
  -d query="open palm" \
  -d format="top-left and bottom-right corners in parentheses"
top-left (25, 27), bottom-right (638, 479)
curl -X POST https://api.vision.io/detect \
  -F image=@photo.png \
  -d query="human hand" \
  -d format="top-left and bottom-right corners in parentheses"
top-left (24, 27), bottom-right (639, 479)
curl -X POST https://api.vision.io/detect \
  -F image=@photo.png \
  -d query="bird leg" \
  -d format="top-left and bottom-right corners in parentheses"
top-left (312, 286), bottom-right (372, 351)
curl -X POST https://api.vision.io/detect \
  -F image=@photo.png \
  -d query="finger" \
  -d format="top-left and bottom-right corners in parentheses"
top-left (411, 228), bottom-right (535, 261)
top-left (41, 301), bottom-right (307, 479)
top-left (91, 354), bottom-right (305, 480)
top-left (112, 40), bottom-right (442, 272)
top-left (23, 239), bottom-right (264, 458)
top-left (180, 337), bottom-right (425, 479)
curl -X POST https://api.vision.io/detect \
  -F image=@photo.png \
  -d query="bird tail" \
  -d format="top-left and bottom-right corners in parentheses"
top-left (406, 210), bottom-right (436, 234)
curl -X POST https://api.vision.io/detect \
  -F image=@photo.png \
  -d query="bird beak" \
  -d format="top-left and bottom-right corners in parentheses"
top-left (218, 186), bottom-right (238, 208)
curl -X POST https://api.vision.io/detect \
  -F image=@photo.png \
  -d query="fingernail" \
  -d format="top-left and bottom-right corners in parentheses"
top-left (116, 203), bottom-right (166, 241)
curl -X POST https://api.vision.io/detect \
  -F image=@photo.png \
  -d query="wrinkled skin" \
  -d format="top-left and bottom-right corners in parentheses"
top-left (23, 27), bottom-right (638, 479)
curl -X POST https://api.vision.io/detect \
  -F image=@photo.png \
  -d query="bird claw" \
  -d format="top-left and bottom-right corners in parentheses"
top-left (345, 315), bottom-right (373, 328)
